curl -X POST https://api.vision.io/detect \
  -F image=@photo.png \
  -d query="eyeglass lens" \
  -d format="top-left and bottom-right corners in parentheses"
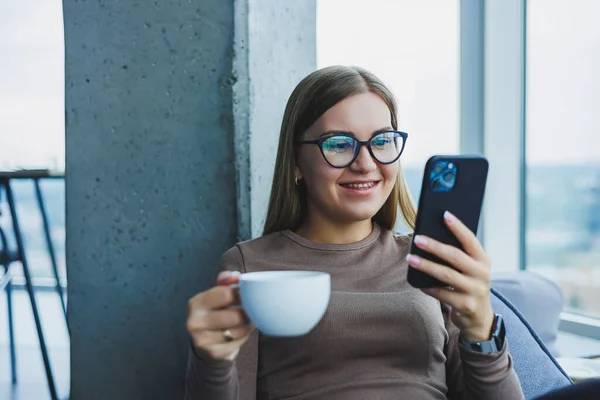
top-left (320, 132), bottom-right (404, 167)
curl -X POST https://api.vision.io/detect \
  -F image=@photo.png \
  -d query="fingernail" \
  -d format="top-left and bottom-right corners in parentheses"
top-left (444, 211), bottom-right (455, 224)
top-left (217, 271), bottom-right (233, 282)
top-left (414, 235), bottom-right (428, 247)
top-left (407, 254), bottom-right (421, 266)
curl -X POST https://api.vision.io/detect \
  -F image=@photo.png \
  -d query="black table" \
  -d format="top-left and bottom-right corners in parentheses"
top-left (0, 169), bottom-right (66, 400)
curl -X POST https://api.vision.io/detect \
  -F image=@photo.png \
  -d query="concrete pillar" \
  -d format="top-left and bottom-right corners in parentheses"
top-left (63, 0), bottom-right (315, 398)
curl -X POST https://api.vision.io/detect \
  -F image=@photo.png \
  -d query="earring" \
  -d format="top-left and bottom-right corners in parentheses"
top-left (294, 176), bottom-right (299, 186)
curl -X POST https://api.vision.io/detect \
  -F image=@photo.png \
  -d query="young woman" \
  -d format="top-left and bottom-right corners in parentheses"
top-left (185, 65), bottom-right (525, 399)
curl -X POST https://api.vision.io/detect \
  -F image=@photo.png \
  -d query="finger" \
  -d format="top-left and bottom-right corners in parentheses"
top-left (421, 287), bottom-right (479, 317)
top-left (407, 254), bottom-right (473, 292)
top-left (443, 211), bottom-right (487, 261)
top-left (217, 270), bottom-right (241, 286)
top-left (201, 335), bottom-right (252, 361)
top-left (191, 324), bottom-right (255, 348)
top-left (188, 285), bottom-right (239, 312)
top-left (412, 235), bottom-right (481, 277)
top-left (188, 308), bottom-right (250, 331)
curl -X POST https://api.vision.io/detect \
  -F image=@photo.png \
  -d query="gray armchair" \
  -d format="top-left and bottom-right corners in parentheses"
top-left (492, 271), bottom-right (563, 356)
top-left (490, 287), bottom-right (572, 399)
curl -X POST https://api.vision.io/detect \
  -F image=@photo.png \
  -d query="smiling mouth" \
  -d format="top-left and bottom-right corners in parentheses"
top-left (339, 181), bottom-right (379, 190)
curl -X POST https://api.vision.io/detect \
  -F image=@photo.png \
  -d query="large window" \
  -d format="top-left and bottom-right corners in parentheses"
top-left (0, 0), bottom-right (65, 282)
top-left (526, 0), bottom-right (600, 318)
top-left (317, 0), bottom-right (459, 214)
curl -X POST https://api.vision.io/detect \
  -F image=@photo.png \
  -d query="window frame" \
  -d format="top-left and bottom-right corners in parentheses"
top-left (15, 0), bottom-right (600, 340)
top-left (461, 0), bottom-right (600, 338)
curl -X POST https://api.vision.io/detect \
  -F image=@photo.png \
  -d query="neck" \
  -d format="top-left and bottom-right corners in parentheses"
top-left (295, 217), bottom-right (374, 245)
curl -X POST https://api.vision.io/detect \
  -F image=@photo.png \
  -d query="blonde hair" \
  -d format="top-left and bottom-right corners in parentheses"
top-left (263, 66), bottom-right (416, 235)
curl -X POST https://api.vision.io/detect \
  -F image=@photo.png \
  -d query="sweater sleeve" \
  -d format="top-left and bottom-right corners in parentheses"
top-left (443, 303), bottom-right (525, 400)
top-left (185, 245), bottom-right (260, 400)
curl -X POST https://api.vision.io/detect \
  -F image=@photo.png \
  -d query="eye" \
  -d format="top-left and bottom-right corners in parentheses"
top-left (322, 136), bottom-right (355, 152)
top-left (371, 135), bottom-right (392, 147)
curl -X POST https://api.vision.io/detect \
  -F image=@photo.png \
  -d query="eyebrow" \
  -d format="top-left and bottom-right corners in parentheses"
top-left (318, 126), bottom-right (393, 138)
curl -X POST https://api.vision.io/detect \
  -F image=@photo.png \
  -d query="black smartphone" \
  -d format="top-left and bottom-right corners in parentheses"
top-left (407, 155), bottom-right (489, 288)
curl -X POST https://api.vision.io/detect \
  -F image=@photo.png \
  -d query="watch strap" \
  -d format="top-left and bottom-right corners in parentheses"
top-left (459, 314), bottom-right (505, 354)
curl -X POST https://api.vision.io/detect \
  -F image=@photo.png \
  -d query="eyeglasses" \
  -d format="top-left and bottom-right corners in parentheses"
top-left (296, 130), bottom-right (408, 168)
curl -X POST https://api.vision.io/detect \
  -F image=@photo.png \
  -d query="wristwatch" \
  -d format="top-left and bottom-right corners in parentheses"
top-left (459, 313), bottom-right (506, 353)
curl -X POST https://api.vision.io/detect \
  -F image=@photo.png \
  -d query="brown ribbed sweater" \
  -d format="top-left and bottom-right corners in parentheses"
top-left (185, 224), bottom-right (524, 400)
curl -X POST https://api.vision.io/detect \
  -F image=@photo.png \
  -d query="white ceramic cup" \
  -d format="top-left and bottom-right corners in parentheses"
top-left (238, 271), bottom-right (331, 337)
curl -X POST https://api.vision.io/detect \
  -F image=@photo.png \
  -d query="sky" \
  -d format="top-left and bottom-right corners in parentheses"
top-left (0, 0), bottom-right (64, 170)
top-left (0, 0), bottom-right (598, 170)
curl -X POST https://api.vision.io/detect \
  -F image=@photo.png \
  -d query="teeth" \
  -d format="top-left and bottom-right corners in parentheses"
top-left (342, 182), bottom-right (376, 190)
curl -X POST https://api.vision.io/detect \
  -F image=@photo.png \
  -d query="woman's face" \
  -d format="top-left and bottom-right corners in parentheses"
top-left (296, 92), bottom-right (400, 225)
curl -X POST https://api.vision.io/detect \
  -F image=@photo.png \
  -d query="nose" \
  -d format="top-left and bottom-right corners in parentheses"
top-left (349, 145), bottom-right (377, 173)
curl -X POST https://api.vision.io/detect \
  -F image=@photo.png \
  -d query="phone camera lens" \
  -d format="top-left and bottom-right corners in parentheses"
top-left (443, 171), bottom-right (456, 185)
top-left (433, 163), bottom-right (445, 174)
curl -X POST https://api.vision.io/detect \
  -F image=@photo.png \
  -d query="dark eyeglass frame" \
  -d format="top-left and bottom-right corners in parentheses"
top-left (296, 130), bottom-right (408, 169)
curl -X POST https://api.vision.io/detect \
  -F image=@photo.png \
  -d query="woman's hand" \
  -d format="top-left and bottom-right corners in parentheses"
top-left (186, 271), bottom-right (255, 362)
top-left (406, 211), bottom-right (495, 342)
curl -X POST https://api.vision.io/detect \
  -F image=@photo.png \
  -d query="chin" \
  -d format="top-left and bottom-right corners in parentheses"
top-left (338, 207), bottom-right (381, 224)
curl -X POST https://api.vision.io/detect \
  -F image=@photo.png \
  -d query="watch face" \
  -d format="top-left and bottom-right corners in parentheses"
top-left (494, 315), bottom-right (506, 344)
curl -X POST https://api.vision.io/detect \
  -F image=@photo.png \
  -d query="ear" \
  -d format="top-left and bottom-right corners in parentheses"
top-left (294, 165), bottom-right (303, 181)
